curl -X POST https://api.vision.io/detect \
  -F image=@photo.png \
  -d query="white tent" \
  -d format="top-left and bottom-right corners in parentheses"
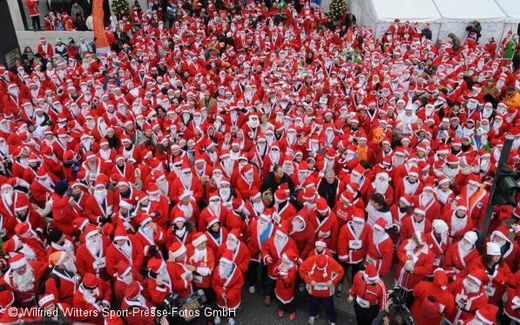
top-left (494, 0), bottom-right (520, 38)
top-left (351, 0), bottom-right (442, 39)
top-left (432, 0), bottom-right (507, 43)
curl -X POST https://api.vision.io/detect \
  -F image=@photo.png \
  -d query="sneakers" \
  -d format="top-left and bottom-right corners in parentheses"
top-left (277, 309), bottom-right (284, 318)
top-left (214, 315), bottom-right (221, 325)
top-left (289, 312), bottom-right (296, 320)
top-left (308, 316), bottom-right (315, 325)
top-left (248, 286), bottom-right (256, 294)
top-left (264, 295), bottom-right (271, 306)
top-left (227, 318), bottom-right (235, 325)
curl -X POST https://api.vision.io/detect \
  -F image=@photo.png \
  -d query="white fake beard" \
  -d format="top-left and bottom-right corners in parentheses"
top-left (219, 188), bottom-right (231, 201)
top-left (118, 241), bottom-right (132, 258)
top-left (2, 192), bottom-right (13, 206)
top-left (269, 151), bottom-right (280, 163)
top-left (180, 174), bottom-right (193, 188)
top-left (420, 194), bottom-right (434, 206)
top-left (157, 180), bottom-right (168, 196)
top-left (219, 262), bottom-right (232, 278)
top-left (93, 189), bottom-right (107, 203)
top-left (208, 202), bottom-right (221, 216)
top-left (64, 260), bottom-right (78, 274)
top-left (226, 239), bottom-right (238, 251)
top-left (373, 180), bottom-right (389, 194)
top-left (12, 267), bottom-right (35, 292)
top-left (179, 203), bottom-right (193, 219)
top-left (274, 234), bottom-right (287, 253)
top-left (86, 238), bottom-right (102, 256)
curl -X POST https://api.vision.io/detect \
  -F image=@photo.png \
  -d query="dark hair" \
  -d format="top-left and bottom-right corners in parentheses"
top-left (370, 193), bottom-right (387, 207)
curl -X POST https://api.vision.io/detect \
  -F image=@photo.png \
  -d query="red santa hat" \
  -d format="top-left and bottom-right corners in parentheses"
top-left (274, 188), bottom-right (289, 202)
top-left (169, 242), bottom-right (186, 259)
top-left (340, 190), bottom-right (354, 203)
top-left (73, 217), bottom-right (89, 231)
top-left (147, 258), bottom-right (163, 273)
top-left (82, 273), bottom-right (98, 289)
top-left (400, 194), bottom-right (413, 206)
top-left (468, 268), bottom-right (488, 287)
top-left (147, 183), bottom-right (159, 195)
top-left (446, 155), bottom-right (459, 165)
top-left (467, 174), bottom-right (481, 187)
top-left (207, 216), bottom-right (220, 229)
top-left (84, 225), bottom-right (99, 239)
top-left (364, 264), bottom-right (379, 282)
top-left (8, 254), bottom-right (27, 269)
top-left (119, 198), bottom-right (133, 210)
top-left (192, 232), bottom-right (207, 246)
top-left (113, 224), bottom-right (128, 241)
top-left (438, 176), bottom-right (450, 186)
top-left (315, 240), bottom-right (327, 248)
top-left (475, 304), bottom-right (498, 325)
top-left (135, 213), bottom-right (152, 227)
top-left (316, 198), bottom-right (329, 214)
top-left (220, 249), bottom-right (234, 264)
top-left (14, 222), bottom-right (31, 238)
top-left (408, 166), bottom-right (419, 177)
top-left (414, 207), bottom-right (426, 216)
top-left (315, 254), bottom-right (328, 270)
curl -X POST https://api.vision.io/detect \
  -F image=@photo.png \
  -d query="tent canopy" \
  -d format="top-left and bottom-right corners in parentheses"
top-left (370, 0), bottom-right (441, 23)
top-left (432, 0), bottom-right (506, 22)
top-left (494, 0), bottom-right (520, 23)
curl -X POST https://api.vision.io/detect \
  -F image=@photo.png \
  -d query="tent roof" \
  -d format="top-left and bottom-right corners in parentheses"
top-left (433, 0), bottom-right (506, 22)
top-left (494, 0), bottom-right (520, 22)
top-left (371, 0), bottom-right (442, 23)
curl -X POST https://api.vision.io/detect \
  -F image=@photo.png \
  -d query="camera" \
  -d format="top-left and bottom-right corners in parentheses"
top-left (156, 289), bottom-right (208, 325)
top-left (387, 288), bottom-right (415, 325)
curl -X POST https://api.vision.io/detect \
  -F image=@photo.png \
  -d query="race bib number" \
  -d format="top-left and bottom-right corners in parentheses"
top-left (95, 257), bottom-right (106, 269)
top-left (349, 240), bottom-right (362, 250)
top-left (314, 283), bottom-right (328, 291)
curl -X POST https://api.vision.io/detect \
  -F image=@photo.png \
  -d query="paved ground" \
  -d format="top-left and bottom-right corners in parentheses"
top-left (233, 285), bottom-right (358, 325)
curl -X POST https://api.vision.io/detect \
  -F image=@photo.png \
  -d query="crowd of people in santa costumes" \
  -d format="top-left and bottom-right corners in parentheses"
top-left (0, 0), bottom-right (520, 324)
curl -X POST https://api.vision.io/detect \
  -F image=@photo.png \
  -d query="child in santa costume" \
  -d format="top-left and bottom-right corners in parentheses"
top-left (273, 249), bottom-right (299, 320)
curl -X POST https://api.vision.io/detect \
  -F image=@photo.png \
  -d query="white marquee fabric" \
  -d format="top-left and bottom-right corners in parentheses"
top-left (432, 0), bottom-right (506, 42)
top-left (351, 0), bottom-right (442, 39)
top-left (494, 0), bottom-right (520, 38)
top-left (352, 0), bottom-right (510, 42)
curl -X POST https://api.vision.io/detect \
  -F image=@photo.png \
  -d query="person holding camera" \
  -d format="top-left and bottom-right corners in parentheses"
top-left (348, 263), bottom-right (387, 324)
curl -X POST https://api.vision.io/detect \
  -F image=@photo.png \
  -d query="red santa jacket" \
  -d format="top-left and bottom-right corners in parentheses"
top-left (72, 279), bottom-right (112, 324)
top-left (399, 215), bottom-right (432, 243)
top-left (411, 279), bottom-right (456, 325)
top-left (44, 266), bottom-right (79, 306)
top-left (261, 235), bottom-right (299, 279)
top-left (75, 237), bottom-right (110, 279)
top-left (443, 242), bottom-right (480, 278)
top-left (338, 221), bottom-right (371, 264)
top-left (105, 235), bottom-right (144, 279)
top-left (273, 260), bottom-right (297, 304)
top-left (218, 241), bottom-right (250, 274)
top-left (167, 260), bottom-right (194, 298)
top-left (365, 233), bottom-right (394, 276)
top-left (308, 211), bottom-right (339, 253)
top-left (298, 254), bottom-right (344, 297)
top-left (446, 279), bottom-right (488, 324)
top-left (211, 263), bottom-right (244, 309)
top-left (246, 218), bottom-right (275, 262)
top-left (187, 245), bottom-right (215, 289)
top-left (349, 271), bottom-right (387, 310)
top-left (395, 239), bottom-right (434, 291)
top-left (120, 297), bottom-right (154, 325)
top-left (288, 216), bottom-right (316, 260)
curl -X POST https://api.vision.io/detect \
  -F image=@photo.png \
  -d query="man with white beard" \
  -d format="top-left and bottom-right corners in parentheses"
top-left (171, 161), bottom-right (204, 203)
top-left (0, 254), bottom-right (46, 306)
top-left (85, 179), bottom-right (114, 225)
top-left (106, 224), bottom-right (144, 279)
top-left (75, 225), bottom-right (110, 279)
top-left (211, 249), bottom-right (244, 325)
top-left (46, 251), bottom-right (81, 305)
top-left (443, 231), bottom-right (479, 279)
top-left (367, 172), bottom-right (394, 205)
